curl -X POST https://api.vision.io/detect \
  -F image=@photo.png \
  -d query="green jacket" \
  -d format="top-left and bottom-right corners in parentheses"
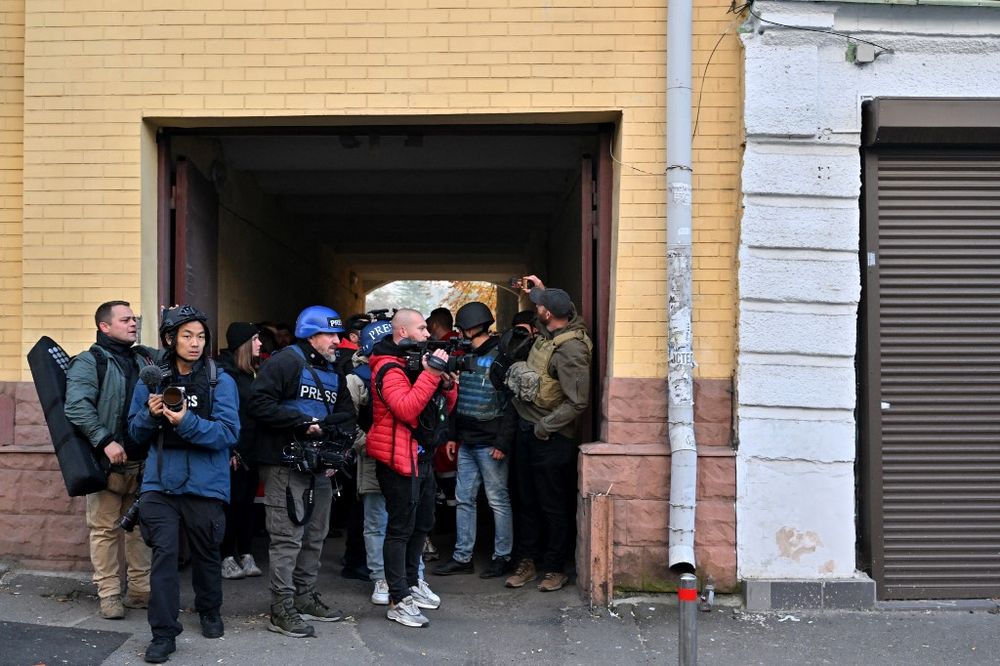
top-left (64, 343), bottom-right (157, 460)
top-left (512, 314), bottom-right (592, 439)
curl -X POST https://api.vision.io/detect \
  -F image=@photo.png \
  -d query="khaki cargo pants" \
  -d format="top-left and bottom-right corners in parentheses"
top-left (85, 465), bottom-right (151, 599)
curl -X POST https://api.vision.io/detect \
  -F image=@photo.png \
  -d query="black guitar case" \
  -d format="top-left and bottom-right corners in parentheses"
top-left (26, 336), bottom-right (108, 496)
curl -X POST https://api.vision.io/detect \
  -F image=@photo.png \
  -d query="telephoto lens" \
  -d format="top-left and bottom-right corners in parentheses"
top-left (118, 499), bottom-right (141, 532)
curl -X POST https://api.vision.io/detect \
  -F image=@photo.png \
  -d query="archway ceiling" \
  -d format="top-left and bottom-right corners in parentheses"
top-left (216, 131), bottom-right (592, 277)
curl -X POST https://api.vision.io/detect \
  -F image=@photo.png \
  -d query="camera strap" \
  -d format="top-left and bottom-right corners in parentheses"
top-left (285, 472), bottom-right (316, 527)
top-left (303, 363), bottom-right (335, 416)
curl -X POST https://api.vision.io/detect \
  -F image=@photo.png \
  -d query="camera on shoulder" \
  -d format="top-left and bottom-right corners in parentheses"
top-left (398, 337), bottom-right (476, 374)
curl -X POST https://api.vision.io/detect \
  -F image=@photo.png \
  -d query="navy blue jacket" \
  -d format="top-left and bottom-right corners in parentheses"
top-left (127, 362), bottom-right (240, 503)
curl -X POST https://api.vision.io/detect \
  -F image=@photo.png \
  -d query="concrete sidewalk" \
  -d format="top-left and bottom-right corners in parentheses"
top-left (2, 544), bottom-right (999, 666)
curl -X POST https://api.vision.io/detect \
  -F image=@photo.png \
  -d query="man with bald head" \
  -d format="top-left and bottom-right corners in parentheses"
top-left (366, 309), bottom-right (458, 627)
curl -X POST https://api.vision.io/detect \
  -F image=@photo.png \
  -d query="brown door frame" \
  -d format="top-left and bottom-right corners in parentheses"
top-left (156, 132), bottom-right (172, 311)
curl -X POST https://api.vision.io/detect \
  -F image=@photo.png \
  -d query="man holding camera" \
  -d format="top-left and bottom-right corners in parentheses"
top-left (127, 305), bottom-right (240, 663)
top-left (433, 302), bottom-right (516, 579)
top-left (65, 301), bottom-right (157, 620)
top-left (505, 277), bottom-right (593, 593)
top-left (367, 309), bottom-right (457, 627)
top-left (249, 305), bottom-right (357, 638)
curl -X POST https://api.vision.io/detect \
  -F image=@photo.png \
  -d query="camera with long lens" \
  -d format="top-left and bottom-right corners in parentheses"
top-left (398, 337), bottom-right (476, 374)
top-left (118, 499), bottom-right (141, 532)
top-left (281, 423), bottom-right (356, 475)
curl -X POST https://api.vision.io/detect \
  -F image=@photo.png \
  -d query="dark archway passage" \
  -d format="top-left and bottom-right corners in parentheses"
top-left (157, 122), bottom-right (613, 437)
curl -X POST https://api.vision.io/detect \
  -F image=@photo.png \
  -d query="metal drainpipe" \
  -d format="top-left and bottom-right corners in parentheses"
top-left (666, 0), bottom-right (697, 573)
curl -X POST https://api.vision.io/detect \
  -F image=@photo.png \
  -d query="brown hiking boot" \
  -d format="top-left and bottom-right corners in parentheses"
top-left (504, 558), bottom-right (537, 588)
top-left (123, 591), bottom-right (149, 609)
top-left (537, 572), bottom-right (569, 592)
top-left (99, 594), bottom-right (125, 619)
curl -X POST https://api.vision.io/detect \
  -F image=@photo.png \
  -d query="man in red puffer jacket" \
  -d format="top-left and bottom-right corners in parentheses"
top-left (367, 308), bottom-right (458, 628)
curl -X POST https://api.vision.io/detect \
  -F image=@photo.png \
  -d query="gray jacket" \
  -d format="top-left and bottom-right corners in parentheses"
top-left (65, 343), bottom-right (157, 460)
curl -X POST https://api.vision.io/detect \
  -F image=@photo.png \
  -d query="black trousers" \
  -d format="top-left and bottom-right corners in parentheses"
top-left (376, 457), bottom-right (435, 603)
top-left (139, 492), bottom-right (225, 639)
top-left (513, 419), bottom-right (575, 573)
top-left (222, 463), bottom-right (259, 558)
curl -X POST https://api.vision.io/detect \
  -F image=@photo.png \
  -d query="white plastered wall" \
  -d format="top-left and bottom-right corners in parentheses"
top-left (738, 0), bottom-right (1000, 579)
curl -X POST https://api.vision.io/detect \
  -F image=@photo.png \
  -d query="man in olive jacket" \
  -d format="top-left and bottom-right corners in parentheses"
top-left (504, 277), bottom-right (592, 593)
top-left (65, 300), bottom-right (157, 619)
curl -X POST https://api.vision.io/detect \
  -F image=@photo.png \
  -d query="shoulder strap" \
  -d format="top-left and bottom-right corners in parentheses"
top-left (87, 345), bottom-right (108, 391)
top-left (205, 357), bottom-right (218, 413)
top-left (374, 362), bottom-right (406, 404)
top-left (552, 328), bottom-right (593, 351)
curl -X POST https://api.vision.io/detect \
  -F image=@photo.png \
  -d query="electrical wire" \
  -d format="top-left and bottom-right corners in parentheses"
top-left (748, 1), bottom-right (893, 53)
top-left (610, 5), bottom-right (749, 177)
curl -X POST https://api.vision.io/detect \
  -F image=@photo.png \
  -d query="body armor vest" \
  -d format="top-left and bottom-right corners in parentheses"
top-left (524, 329), bottom-right (593, 410)
top-left (456, 346), bottom-right (505, 422)
top-left (160, 361), bottom-right (213, 450)
top-left (282, 345), bottom-right (341, 419)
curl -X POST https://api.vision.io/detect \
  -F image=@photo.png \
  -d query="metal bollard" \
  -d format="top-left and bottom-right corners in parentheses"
top-left (678, 573), bottom-right (698, 666)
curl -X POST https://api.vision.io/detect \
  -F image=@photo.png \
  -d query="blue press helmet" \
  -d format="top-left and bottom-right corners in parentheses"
top-left (359, 319), bottom-right (393, 356)
top-left (295, 305), bottom-right (346, 339)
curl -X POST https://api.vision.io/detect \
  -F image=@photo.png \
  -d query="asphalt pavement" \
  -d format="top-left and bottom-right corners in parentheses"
top-left (2, 536), bottom-right (999, 666)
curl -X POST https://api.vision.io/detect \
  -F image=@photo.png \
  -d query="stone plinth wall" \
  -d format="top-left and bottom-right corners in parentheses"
top-left (0, 381), bottom-right (89, 570)
top-left (2, 375), bottom-right (738, 594)
top-left (579, 377), bottom-right (737, 602)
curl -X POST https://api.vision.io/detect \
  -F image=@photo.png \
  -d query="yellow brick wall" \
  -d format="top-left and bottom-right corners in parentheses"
top-left (0, 0), bottom-right (24, 378)
top-left (8, 0), bottom-right (742, 382)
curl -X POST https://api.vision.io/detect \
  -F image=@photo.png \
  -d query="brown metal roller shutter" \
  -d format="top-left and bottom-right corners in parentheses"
top-left (870, 151), bottom-right (1000, 599)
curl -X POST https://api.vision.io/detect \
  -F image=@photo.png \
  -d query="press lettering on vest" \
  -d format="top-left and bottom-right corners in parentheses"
top-left (299, 383), bottom-right (337, 402)
top-left (187, 394), bottom-right (199, 408)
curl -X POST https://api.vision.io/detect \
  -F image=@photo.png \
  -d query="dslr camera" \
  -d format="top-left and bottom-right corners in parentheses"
top-left (281, 423), bottom-right (356, 475)
top-left (398, 337), bottom-right (476, 374)
top-left (138, 365), bottom-right (187, 412)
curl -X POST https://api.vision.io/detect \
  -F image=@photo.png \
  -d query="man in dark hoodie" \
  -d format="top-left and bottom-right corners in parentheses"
top-left (504, 277), bottom-right (593, 593)
top-left (65, 301), bottom-right (156, 620)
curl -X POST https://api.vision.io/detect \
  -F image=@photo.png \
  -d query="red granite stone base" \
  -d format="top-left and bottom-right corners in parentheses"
top-left (0, 381), bottom-right (90, 570)
top-left (579, 376), bottom-right (737, 602)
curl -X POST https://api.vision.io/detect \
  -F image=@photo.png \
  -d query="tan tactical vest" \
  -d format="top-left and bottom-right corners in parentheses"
top-left (525, 328), bottom-right (593, 410)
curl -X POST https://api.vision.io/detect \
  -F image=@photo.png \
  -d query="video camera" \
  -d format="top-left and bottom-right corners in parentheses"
top-left (398, 337), bottom-right (475, 374)
top-left (281, 422), bottom-right (356, 475)
top-left (367, 308), bottom-right (392, 322)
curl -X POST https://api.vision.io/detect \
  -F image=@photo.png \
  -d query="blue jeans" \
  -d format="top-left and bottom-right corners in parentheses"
top-left (452, 444), bottom-right (513, 563)
top-left (362, 491), bottom-right (424, 582)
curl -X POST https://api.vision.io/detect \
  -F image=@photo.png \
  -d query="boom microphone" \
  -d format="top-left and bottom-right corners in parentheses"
top-left (139, 364), bottom-right (168, 391)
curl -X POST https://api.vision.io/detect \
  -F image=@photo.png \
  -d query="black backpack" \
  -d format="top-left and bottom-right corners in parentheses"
top-left (374, 362), bottom-right (450, 453)
top-left (488, 326), bottom-right (534, 392)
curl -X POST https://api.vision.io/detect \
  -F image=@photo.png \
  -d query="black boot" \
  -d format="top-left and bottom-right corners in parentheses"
top-left (200, 611), bottom-right (225, 638)
top-left (144, 637), bottom-right (176, 663)
top-left (432, 557), bottom-right (474, 576)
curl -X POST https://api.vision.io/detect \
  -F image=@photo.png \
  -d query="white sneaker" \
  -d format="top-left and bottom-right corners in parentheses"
top-left (371, 579), bottom-right (389, 605)
top-left (241, 554), bottom-right (262, 577)
top-left (409, 579), bottom-right (440, 610)
top-left (221, 556), bottom-right (246, 580)
top-left (386, 595), bottom-right (429, 628)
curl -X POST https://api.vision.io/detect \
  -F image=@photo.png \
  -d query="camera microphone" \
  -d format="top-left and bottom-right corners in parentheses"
top-left (139, 364), bottom-right (167, 391)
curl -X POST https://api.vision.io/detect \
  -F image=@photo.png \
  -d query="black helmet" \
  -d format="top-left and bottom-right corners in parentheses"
top-left (455, 302), bottom-right (495, 332)
top-left (160, 304), bottom-right (209, 348)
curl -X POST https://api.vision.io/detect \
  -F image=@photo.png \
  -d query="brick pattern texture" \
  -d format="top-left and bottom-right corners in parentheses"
top-left (0, 0), bottom-right (741, 383)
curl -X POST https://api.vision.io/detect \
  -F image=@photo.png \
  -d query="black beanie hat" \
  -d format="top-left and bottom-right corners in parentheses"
top-left (226, 322), bottom-right (259, 351)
